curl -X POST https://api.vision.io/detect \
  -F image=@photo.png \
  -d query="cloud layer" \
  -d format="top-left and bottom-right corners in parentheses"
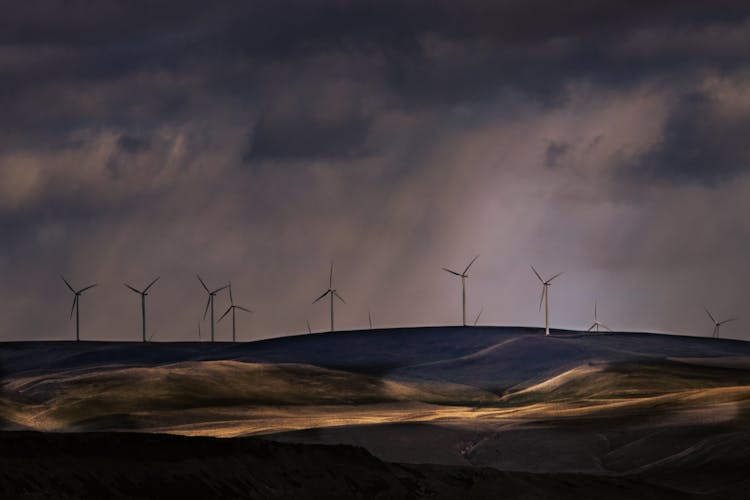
top-left (1, 1), bottom-right (749, 341)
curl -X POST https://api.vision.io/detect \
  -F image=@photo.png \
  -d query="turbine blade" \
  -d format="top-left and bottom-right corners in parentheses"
top-left (704, 307), bottom-right (716, 324)
top-left (235, 306), bottom-right (252, 313)
top-left (69, 296), bottom-right (77, 319)
top-left (463, 254), bottom-right (480, 274)
top-left (329, 262), bottom-right (334, 289)
top-left (218, 307), bottom-right (232, 322)
top-left (123, 283), bottom-right (141, 294)
top-left (548, 271), bottom-right (564, 282)
top-left (228, 282), bottom-right (234, 305)
top-left (474, 307), bottom-right (483, 326)
top-left (197, 275), bottom-right (210, 292)
top-left (333, 291), bottom-right (346, 304)
top-left (78, 284), bottom-right (97, 294)
top-left (211, 284), bottom-right (229, 294)
top-left (60, 275), bottom-right (75, 293)
top-left (442, 267), bottom-right (461, 277)
top-left (313, 290), bottom-right (330, 304)
top-left (530, 265), bottom-right (543, 283)
top-left (600, 323), bottom-right (612, 332)
top-left (203, 297), bottom-right (211, 319)
top-left (587, 323), bottom-right (595, 332)
top-left (143, 276), bottom-right (160, 293)
top-left (538, 287), bottom-right (545, 311)
top-left (719, 318), bottom-right (738, 325)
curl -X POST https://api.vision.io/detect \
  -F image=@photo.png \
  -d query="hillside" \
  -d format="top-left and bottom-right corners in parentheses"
top-left (3, 327), bottom-right (750, 384)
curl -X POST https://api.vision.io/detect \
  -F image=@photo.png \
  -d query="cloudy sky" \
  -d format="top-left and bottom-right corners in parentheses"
top-left (2, 1), bottom-right (749, 342)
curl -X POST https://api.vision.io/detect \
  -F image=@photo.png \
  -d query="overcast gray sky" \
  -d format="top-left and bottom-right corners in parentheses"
top-left (1, 1), bottom-right (749, 341)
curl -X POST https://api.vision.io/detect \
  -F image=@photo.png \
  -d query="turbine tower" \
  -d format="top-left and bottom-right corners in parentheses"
top-left (705, 307), bottom-right (737, 338)
top-left (442, 255), bottom-right (479, 326)
top-left (368, 309), bottom-right (373, 330)
top-left (197, 275), bottom-right (228, 342)
top-left (531, 265), bottom-right (563, 337)
top-left (60, 275), bottom-right (97, 342)
top-left (123, 277), bottom-right (160, 342)
top-left (586, 301), bottom-right (611, 333)
top-left (313, 262), bottom-right (345, 332)
top-left (218, 282), bottom-right (252, 342)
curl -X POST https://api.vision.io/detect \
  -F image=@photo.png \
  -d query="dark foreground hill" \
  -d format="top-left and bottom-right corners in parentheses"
top-left (0, 431), bottom-right (735, 500)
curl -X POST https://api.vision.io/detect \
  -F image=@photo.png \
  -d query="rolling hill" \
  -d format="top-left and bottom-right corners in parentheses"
top-left (2, 325), bottom-right (750, 495)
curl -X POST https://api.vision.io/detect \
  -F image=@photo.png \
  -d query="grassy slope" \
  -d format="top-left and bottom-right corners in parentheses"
top-left (4, 329), bottom-right (750, 434)
top-left (4, 360), bottom-right (500, 429)
top-left (502, 360), bottom-right (750, 408)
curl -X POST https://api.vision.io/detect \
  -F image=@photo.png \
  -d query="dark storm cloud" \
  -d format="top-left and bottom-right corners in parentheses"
top-left (246, 112), bottom-right (371, 162)
top-left (632, 90), bottom-right (750, 185)
top-left (4, 0), bottom-right (750, 122)
top-left (544, 141), bottom-right (570, 168)
top-left (117, 134), bottom-right (151, 154)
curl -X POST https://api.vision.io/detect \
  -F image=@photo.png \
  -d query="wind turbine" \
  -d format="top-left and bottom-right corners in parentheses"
top-left (60, 275), bottom-right (97, 342)
top-left (442, 255), bottom-right (479, 326)
top-left (313, 262), bottom-right (345, 332)
top-left (218, 282), bottom-right (252, 342)
top-left (123, 277), bottom-right (159, 342)
top-left (705, 307), bottom-right (737, 339)
top-left (197, 275), bottom-right (228, 342)
top-left (586, 301), bottom-right (611, 333)
top-left (473, 307), bottom-right (483, 327)
top-left (531, 265), bottom-right (563, 337)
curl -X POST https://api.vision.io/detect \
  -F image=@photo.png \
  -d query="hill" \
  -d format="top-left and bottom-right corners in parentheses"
top-left (3, 326), bottom-right (749, 385)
